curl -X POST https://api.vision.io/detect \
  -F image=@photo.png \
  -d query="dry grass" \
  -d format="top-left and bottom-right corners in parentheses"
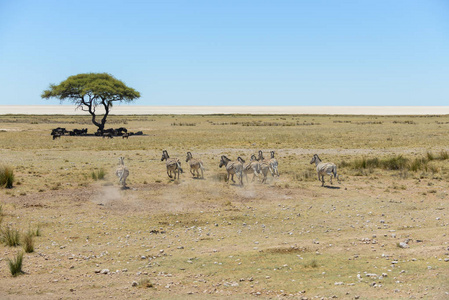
top-left (0, 165), bottom-right (14, 188)
top-left (1, 114), bottom-right (449, 298)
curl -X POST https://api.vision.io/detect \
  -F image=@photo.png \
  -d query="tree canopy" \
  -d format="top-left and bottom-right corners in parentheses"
top-left (41, 73), bottom-right (140, 132)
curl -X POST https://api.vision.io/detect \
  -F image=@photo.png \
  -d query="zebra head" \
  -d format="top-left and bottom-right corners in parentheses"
top-left (237, 157), bottom-right (245, 164)
top-left (310, 154), bottom-right (321, 164)
top-left (186, 151), bottom-right (193, 162)
top-left (219, 155), bottom-right (229, 168)
top-left (250, 154), bottom-right (258, 161)
top-left (258, 150), bottom-right (264, 161)
top-left (118, 156), bottom-right (125, 165)
top-left (270, 151), bottom-right (275, 158)
top-left (161, 150), bottom-right (169, 161)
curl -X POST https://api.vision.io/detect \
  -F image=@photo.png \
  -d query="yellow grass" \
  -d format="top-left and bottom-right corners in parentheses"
top-left (1, 114), bottom-right (449, 299)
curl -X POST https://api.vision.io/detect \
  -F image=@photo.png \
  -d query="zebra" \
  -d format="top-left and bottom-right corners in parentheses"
top-left (161, 150), bottom-right (183, 179)
top-left (268, 151), bottom-right (280, 177)
top-left (186, 152), bottom-right (205, 178)
top-left (254, 154), bottom-right (271, 183)
top-left (238, 156), bottom-right (260, 183)
top-left (116, 156), bottom-right (129, 189)
top-left (258, 150), bottom-right (279, 177)
top-left (310, 154), bottom-right (340, 187)
top-left (219, 155), bottom-right (244, 186)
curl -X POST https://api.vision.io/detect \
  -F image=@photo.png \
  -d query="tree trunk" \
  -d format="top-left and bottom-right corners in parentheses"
top-left (100, 99), bottom-right (110, 133)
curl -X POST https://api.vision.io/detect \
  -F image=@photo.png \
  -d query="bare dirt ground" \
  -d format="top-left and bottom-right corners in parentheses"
top-left (1, 114), bottom-right (449, 299)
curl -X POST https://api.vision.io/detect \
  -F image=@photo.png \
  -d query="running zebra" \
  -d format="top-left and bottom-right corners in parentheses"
top-left (116, 156), bottom-right (129, 189)
top-left (161, 150), bottom-right (183, 179)
top-left (186, 151), bottom-right (205, 178)
top-left (219, 155), bottom-right (244, 186)
top-left (310, 154), bottom-right (340, 187)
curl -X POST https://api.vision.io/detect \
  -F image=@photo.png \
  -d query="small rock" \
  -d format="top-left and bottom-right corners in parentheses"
top-left (132, 281), bottom-right (138, 287)
top-left (398, 242), bottom-right (409, 248)
top-left (100, 269), bottom-right (109, 274)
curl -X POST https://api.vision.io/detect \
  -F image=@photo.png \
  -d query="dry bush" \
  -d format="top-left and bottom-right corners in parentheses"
top-left (22, 233), bottom-right (34, 253)
top-left (1, 227), bottom-right (20, 247)
top-left (0, 165), bottom-right (14, 188)
top-left (137, 278), bottom-right (154, 288)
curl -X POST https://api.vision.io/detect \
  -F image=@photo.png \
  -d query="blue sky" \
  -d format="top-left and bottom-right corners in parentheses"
top-left (0, 0), bottom-right (448, 106)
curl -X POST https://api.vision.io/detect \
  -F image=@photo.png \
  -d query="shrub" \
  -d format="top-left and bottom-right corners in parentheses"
top-left (97, 169), bottom-right (105, 180)
top-left (23, 233), bottom-right (34, 253)
top-left (1, 227), bottom-right (20, 247)
top-left (138, 278), bottom-right (154, 288)
top-left (7, 252), bottom-right (24, 277)
top-left (295, 170), bottom-right (316, 181)
top-left (91, 169), bottom-right (105, 181)
top-left (440, 150), bottom-right (449, 160)
top-left (304, 259), bottom-right (319, 268)
top-left (426, 151), bottom-right (435, 161)
top-left (409, 157), bottom-right (428, 172)
top-left (381, 155), bottom-right (408, 170)
top-left (353, 157), bottom-right (380, 169)
top-left (0, 166), bottom-right (14, 188)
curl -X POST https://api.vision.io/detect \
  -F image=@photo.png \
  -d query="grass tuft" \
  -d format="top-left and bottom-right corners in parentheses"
top-left (1, 227), bottom-right (21, 247)
top-left (137, 278), bottom-right (154, 288)
top-left (0, 165), bottom-right (15, 188)
top-left (7, 252), bottom-right (24, 277)
top-left (23, 233), bottom-right (34, 253)
top-left (91, 169), bottom-right (105, 181)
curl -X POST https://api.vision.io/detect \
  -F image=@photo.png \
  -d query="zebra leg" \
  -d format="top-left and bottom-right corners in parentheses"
top-left (321, 175), bottom-right (325, 186)
top-left (167, 169), bottom-right (172, 178)
top-left (251, 171), bottom-right (257, 182)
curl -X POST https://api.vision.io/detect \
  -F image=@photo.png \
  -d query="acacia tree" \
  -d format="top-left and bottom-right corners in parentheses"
top-left (42, 73), bottom-right (140, 133)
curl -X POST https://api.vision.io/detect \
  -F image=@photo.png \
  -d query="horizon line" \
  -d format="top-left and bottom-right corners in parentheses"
top-left (1, 105), bottom-right (449, 116)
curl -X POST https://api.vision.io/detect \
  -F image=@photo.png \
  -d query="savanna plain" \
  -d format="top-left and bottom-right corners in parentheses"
top-left (1, 114), bottom-right (449, 299)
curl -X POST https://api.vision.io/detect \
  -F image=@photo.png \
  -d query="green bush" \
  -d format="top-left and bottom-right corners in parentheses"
top-left (7, 252), bottom-right (24, 277)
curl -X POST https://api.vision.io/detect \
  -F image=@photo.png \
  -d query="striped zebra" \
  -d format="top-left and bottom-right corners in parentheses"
top-left (268, 151), bottom-right (279, 177)
top-left (219, 155), bottom-right (244, 186)
top-left (310, 154), bottom-right (340, 187)
top-left (238, 156), bottom-right (260, 183)
top-left (255, 153), bottom-right (271, 183)
top-left (161, 150), bottom-right (183, 179)
top-left (116, 156), bottom-right (129, 189)
top-left (257, 150), bottom-right (278, 180)
top-left (186, 151), bottom-right (205, 178)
